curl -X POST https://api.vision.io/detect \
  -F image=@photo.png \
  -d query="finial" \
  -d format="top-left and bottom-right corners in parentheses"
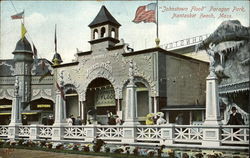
top-left (155, 38), bottom-right (160, 47)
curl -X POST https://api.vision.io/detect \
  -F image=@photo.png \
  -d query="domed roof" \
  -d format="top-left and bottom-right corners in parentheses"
top-left (13, 37), bottom-right (32, 53)
top-left (52, 52), bottom-right (63, 64)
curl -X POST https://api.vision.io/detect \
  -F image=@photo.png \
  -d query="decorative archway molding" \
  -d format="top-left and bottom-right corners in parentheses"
top-left (80, 67), bottom-right (121, 101)
top-left (122, 75), bottom-right (155, 97)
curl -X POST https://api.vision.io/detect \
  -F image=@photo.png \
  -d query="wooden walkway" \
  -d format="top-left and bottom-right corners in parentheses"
top-left (0, 149), bottom-right (109, 158)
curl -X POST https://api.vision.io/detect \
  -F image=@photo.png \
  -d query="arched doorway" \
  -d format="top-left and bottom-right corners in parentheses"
top-left (65, 87), bottom-right (79, 120)
top-left (86, 78), bottom-right (115, 125)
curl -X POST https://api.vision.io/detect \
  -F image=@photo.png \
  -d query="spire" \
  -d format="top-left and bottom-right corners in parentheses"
top-left (52, 24), bottom-right (62, 65)
top-left (88, 5), bottom-right (121, 28)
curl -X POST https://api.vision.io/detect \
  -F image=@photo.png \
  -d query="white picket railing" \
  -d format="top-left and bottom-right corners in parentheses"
top-left (64, 126), bottom-right (86, 139)
top-left (0, 125), bottom-right (8, 137)
top-left (136, 125), bottom-right (163, 142)
top-left (221, 125), bottom-right (249, 145)
top-left (174, 125), bottom-right (203, 144)
top-left (38, 126), bottom-right (53, 138)
top-left (0, 124), bottom-right (249, 149)
top-left (96, 125), bottom-right (124, 141)
top-left (18, 125), bottom-right (30, 137)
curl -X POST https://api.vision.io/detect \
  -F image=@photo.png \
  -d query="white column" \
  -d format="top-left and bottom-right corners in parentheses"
top-left (52, 72), bottom-right (67, 141)
top-left (53, 90), bottom-right (67, 126)
top-left (122, 60), bottom-right (139, 144)
top-left (204, 75), bottom-right (221, 125)
top-left (123, 81), bottom-right (140, 125)
top-left (202, 46), bottom-right (221, 147)
top-left (8, 77), bottom-right (22, 140)
top-left (9, 95), bottom-right (22, 126)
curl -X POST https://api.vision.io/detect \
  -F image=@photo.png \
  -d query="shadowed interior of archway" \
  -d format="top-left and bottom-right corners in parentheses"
top-left (86, 78), bottom-right (116, 125)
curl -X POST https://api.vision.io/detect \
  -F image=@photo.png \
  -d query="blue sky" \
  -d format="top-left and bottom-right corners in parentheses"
top-left (0, 1), bottom-right (249, 62)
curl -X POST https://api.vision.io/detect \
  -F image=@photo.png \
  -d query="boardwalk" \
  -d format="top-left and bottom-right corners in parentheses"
top-left (0, 149), bottom-right (109, 158)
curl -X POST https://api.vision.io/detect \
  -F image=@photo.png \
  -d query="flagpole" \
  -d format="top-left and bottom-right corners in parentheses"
top-left (156, 0), bottom-right (158, 39)
top-left (155, 0), bottom-right (160, 47)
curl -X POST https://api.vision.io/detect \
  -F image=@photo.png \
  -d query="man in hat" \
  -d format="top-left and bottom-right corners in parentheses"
top-left (227, 107), bottom-right (244, 126)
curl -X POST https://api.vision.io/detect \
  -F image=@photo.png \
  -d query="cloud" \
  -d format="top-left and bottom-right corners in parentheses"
top-left (26, 12), bottom-right (47, 27)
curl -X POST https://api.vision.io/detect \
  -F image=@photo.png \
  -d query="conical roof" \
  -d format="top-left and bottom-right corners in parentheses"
top-left (88, 5), bottom-right (121, 28)
top-left (52, 52), bottom-right (63, 63)
top-left (13, 37), bottom-right (32, 53)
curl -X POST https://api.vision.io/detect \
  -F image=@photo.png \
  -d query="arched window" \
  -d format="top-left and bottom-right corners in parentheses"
top-left (111, 28), bottom-right (116, 38)
top-left (93, 29), bottom-right (98, 39)
top-left (101, 27), bottom-right (106, 38)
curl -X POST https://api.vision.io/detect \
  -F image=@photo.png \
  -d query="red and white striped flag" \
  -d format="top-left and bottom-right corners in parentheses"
top-left (133, 3), bottom-right (156, 24)
top-left (11, 11), bottom-right (24, 20)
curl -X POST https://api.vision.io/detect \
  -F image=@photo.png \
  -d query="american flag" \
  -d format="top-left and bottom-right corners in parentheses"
top-left (133, 3), bottom-right (156, 24)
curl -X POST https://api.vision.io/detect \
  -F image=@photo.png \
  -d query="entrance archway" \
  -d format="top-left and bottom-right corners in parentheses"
top-left (86, 78), bottom-right (115, 124)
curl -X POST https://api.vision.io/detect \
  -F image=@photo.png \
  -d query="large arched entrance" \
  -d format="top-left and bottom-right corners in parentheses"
top-left (86, 78), bottom-right (116, 125)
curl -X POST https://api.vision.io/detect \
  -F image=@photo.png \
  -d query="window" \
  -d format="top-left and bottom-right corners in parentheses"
top-left (101, 27), bottom-right (106, 37)
top-left (111, 28), bottom-right (115, 38)
top-left (93, 29), bottom-right (98, 39)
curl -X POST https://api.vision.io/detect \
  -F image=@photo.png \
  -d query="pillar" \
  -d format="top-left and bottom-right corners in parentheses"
top-left (204, 75), bottom-right (221, 125)
top-left (52, 78), bottom-right (67, 141)
top-left (8, 77), bottom-right (22, 140)
top-left (202, 46), bottom-right (222, 147)
top-left (122, 60), bottom-right (139, 144)
top-left (123, 80), bottom-right (139, 125)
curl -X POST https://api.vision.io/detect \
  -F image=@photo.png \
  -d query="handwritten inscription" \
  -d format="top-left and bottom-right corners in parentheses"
top-left (160, 6), bottom-right (245, 19)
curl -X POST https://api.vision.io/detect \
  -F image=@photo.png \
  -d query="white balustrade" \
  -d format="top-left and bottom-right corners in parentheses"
top-left (0, 126), bottom-right (8, 137)
top-left (64, 126), bottom-right (86, 139)
top-left (136, 125), bottom-right (163, 142)
top-left (174, 125), bottom-right (203, 144)
top-left (18, 125), bottom-right (30, 137)
top-left (96, 125), bottom-right (123, 140)
top-left (38, 126), bottom-right (53, 138)
top-left (221, 125), bottom-right (249, 145)
top-left (0, 124), bottom-right (248, 149)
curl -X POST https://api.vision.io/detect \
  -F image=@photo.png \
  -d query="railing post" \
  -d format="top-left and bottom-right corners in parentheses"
top-left (160, 124), bottom-right (174, 145)
top-left (122, 125), bottom-right (137, 143)
top-left (8, 125), bottom-right (20, 140)
top-left (29, 125), bottom-right (39, 140)
top-left (202, 125), bottom-right (221, 147)
top-left (85, 125), bottom-right (96, 142)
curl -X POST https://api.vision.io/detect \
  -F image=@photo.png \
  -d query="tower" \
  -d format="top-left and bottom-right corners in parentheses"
top-left (88, 5), bottom-right (121, 51)
top-left (12, 37), bottom-right (33, 104)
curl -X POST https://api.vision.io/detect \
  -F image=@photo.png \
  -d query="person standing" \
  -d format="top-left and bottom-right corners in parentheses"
top-left (227, 107), bottom-right (244, 125)
top-left (175, 113), bottom-right (183, 125)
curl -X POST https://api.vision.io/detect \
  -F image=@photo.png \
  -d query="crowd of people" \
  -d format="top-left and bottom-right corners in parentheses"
top-left (21, 106), bottom-right (245, 129)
